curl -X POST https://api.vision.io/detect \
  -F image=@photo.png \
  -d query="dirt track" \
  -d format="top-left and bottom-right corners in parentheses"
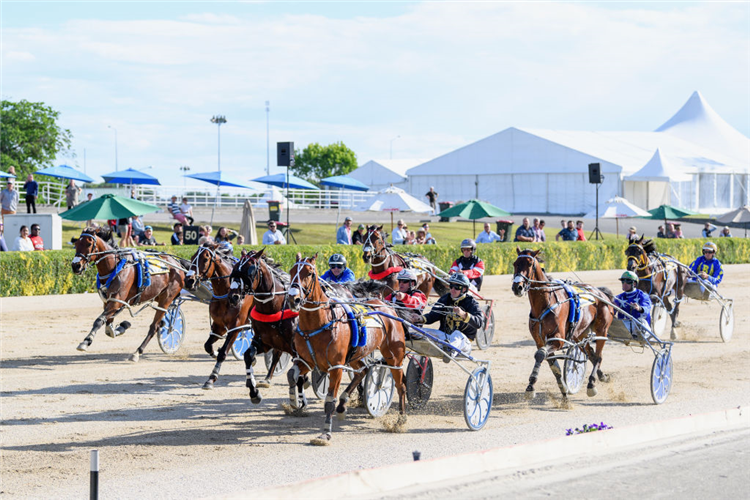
top-left (2, 266), bottom-right (748, 499)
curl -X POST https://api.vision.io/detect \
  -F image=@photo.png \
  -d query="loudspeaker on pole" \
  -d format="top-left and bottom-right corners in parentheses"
top-left (588, 163), bottom-right (602, 184)
top-left (277, 142), bottom-right (294, 167)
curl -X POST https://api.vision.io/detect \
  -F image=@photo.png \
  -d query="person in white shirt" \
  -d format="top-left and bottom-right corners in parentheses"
top-left (14, 225), bottom-right (35, 251)
top-left (475, 222), bottom-right (502, 244)
top-left (262, 221), bottom-right (286, 245)
top-left (180, 197), bottom-right (195, 225)
top-left (392, 219), bottom-right (408, 245)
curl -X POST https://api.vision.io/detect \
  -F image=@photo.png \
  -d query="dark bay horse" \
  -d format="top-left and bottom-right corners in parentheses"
top-left (511, 248), bottom-right (615, 401)
top-left (286, 253), bottom-right (407, 445)
top-left (625, 237), bottom-right (687, 340)
top-left (185, 243), bottom-right (254, 390)
top-left (71, 226), bottom-right (186, 362)
top-left (228, 248), bottom-right (299, 404)
top-left (362, 225), bottom-right (444, 298)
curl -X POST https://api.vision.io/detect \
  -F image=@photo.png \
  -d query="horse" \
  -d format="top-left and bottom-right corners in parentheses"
top-left (624, 236), bottom-right (687, 339)
top-left (184, 243), bottom-right (254, 390)
top-left (71, 226), bottom-right (187, 362)
top-left (511, 248), bottom-right (615, 401)
top-left (361, 225), bottom-right (444, 298)
top-left (285, 253), bottom-right (407, 445)
top-left (228, 248), bottom-right (299, 404)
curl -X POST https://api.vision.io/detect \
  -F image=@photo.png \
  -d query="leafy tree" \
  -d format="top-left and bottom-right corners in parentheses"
top-left (291, 142), bottom-right (357, 183)
top-left (0, 99), bottom-right (74, 179)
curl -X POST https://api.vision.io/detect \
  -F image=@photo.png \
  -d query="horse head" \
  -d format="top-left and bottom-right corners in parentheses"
top-left (186, 243), bottom-right (221, 291)
top-left (362, 225), bottom-right (385, 265)
top-left (286, 252), bottom-right (319, 312)
top-left (228, 248), bottom-right (265, 307)
top-left (512, 247), bottom-right (543, 297)
top-left (624, 241), bottom-right (648, 272)
top-left (71, 226), bottom-right (111, 274)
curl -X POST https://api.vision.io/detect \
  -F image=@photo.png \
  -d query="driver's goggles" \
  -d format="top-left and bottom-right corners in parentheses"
top-left (703, 250), bottom-right (715, 255)
top-left (329, 264), bottom-right (344, 269)
top-left (621, 279), bottom-right (636, 285)
top-left (450, 284), bottom-right (464, 290)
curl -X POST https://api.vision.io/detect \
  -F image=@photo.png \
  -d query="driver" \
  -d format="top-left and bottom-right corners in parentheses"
top-left (449, 239), bottom-right (485, 290)
top-left (385, 269), bottom-right (427, 313)
top-left (414, 273), bottom-right (483, 360)
top-left (320, 253), bottom-right (356, 283)
top-left (614, 271), bottom-right (652, 337)
top-left (688, 242), bottom-right (723, 287)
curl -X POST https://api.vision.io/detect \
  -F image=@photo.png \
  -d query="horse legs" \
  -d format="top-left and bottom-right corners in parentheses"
top-left (77, 301), bottom-right (122, 351)
top-left (131, 290), bottom-right (177, 362)
top-left (525, 346), bottom-right (548, 400)
top-left (203, 330), bottom-right (239, 390)
top-left (547, 358), bottom-right (568, 400)
top-left (665, 296), bottom-right (679, 340)
top-left (336, 361), bottom-right (366, 420)
top-left (312, 368), bottom-right (343, 445)
top-left (286, 360), bottom-right (310, 410)
top-left (203, 326), bottom-right (223, 358)
top-left (584, 339), bottom-right (607, 397)
top-left (243, 336), bottom-right (264, 404)
top-left (258, 349), bottom-right (281, 388)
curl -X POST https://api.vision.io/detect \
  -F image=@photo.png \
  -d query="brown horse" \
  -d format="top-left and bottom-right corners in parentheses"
top-left (71, 226), bottom-right (186, 362)
top-left (228, 248), bottom-right (299, 404)
top-left (184, 243), bottom-right (254, 390)
top-left (361, 225), bottom-right (443, 298)
top-left (625, 237), bottom-right (687, 339)
top-left (511, 248), bottom-right (615, 401)
top-left (286, 253), bottom-right (407, 445)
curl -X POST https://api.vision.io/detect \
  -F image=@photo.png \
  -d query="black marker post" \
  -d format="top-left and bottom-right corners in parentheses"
top-left (90, 450), bottom-right (99, 500)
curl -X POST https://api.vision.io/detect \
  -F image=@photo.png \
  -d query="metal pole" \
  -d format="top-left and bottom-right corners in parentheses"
top-left (217, 123), bottom-right (221, 173)
top-left (90, 450), bottom-right (99, 500)
top-left (266, 101), bottom-right (270, 176)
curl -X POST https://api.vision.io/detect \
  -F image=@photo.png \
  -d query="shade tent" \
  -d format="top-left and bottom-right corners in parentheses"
top-left (353, 185), bottom-right (432, 231)
top-left (251, 173), bottom-right (319, 190)
top-left (0, 171), bottom-right (16, 179)
top-left (60, 194), bottom-right (162, 221)
top-left (624, 149), bottom-right (691, 210)
top-left (348, 159), bottom-right (427, 192)
top-left (320, 175), bottom-right (369, 192)
top-left (626, 149), bottom-right (692, 182)
top-left (437, 199), bottom-right (511, 236)
top-left (102, 168), bottom-right (160, 186)
top-left (36, 164), bottom-right (94, 183)
top-left (583, 196), bottom-right (650, 237)
top-left (717, 205), bottom-right (750, 237)
top-left (185, 171), bottom-right (257, 224)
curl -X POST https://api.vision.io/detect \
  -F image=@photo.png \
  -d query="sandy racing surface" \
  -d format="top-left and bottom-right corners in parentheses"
top-left (2, 265), bottom-right (748, 499)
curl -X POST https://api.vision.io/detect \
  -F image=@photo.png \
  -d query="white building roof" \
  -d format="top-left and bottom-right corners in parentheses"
top-left (626, 148), bottom-right (692, 182)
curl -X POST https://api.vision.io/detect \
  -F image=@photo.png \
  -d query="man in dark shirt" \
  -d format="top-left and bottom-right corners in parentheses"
top-left (514, 217), bottom-right (535, 242)
top-left (352, 224), bottom-right (366, 245)
top-left (139, 226), bottom-right (164, 246)
top-left (425, 187), bottom-right (438, 214)
top-left (23, 174), bottom-right (39, 214)
top-left (170, 223), bottom-right (183, 245)
top-left (557, 220), bottom-right (578, 241)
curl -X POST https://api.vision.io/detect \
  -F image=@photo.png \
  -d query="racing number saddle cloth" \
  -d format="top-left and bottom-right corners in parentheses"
top-left (555, 281), bottom-right (597, 336)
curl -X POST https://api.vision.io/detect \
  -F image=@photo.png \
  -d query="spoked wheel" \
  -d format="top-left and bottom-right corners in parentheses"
top-left (405, 356), bottom-right (433, 410)
top-left (230, 328), bottom-right (254, 361)
top-left (311, 369), bottom-right (330, 399)
top-left (264, 350), bottom-right (292, 377)
top-left (651, 302), bottom-right (668, 338)
top-left (364, 365), bottom-right (395, 417)
top-left (563, 345), bottom-right (587, 395)
top-left (719, 301), bottom-right (734, 343)
top-left (158, 303), bottom-right (186, 355)
top-left (476, 307), bottom-right (495, 350)
top-left (650, 349), bottom-right (673, 405)
top-left (463, 366), bottom-right (493, 431)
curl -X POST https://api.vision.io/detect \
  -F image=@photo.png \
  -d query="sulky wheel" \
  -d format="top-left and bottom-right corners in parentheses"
top-left (463, 366), bottom-right (493, 431)
top-left (158, 303), bottom-right (186, 355)
top-left (231, 328), bottom-right (254, 361)
top-left (405, 356), bottom-right (433, 410)
top-left (563, 345), bottom-right (587, 395)
top-left (364, 365), bottom-right (395, 418)
top-left (264, 350), bottom-right (292, 377)
top-left (311, 369), bottom-right (330, 399)
top-left (651, 302), bottom-right (668, 338)
top-left (719, 301), bottom-right (734, 343)
top-left (650, 349), bottom-right (673, 405)
top-left (476, 307), bottom-right (496, 350)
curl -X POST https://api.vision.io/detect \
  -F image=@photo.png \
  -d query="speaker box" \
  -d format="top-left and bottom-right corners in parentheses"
top-left (277, 142), bottom-right (294, 167)
top-left (588, 163), bottom-right (602, 184)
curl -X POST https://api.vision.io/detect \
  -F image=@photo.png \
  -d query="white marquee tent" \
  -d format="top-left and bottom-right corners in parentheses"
top-left (348, 159), bottom-right (428, 192)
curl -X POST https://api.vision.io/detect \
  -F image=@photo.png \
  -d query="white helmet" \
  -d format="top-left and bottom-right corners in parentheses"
top-left (460, 239), bottom-right (476, 251)
top-left (396, 269), bottom-right (417, 284)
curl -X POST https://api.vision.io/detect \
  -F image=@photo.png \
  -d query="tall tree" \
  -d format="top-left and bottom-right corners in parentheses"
top-left (0, 99), bottom-right (74, 179)
top-left (291, 142), bottom-right (357, 182)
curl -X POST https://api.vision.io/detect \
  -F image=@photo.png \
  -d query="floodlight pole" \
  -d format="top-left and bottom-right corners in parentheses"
top-left (211, 115), bottom-right (227, 210)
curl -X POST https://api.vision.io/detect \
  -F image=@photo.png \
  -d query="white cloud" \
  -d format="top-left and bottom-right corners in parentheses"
top-left (3, 50), bottom-right (36, 62)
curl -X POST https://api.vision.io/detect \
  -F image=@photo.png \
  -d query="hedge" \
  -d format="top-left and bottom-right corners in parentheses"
top-left (1, 238), bottom-right (748, 297)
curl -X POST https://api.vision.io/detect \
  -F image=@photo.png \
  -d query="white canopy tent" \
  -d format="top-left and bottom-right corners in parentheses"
top-left (624, 149), bottom-right (692, 210)
top-left (348, 159), bottom-right (427, 192)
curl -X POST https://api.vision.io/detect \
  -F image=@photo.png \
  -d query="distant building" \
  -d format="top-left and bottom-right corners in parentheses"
top-left (348, 159), bottom-right (428, 192)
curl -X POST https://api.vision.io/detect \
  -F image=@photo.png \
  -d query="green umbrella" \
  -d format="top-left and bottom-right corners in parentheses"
top-left (60, 194), bottom-right (162, 221)
top-left (641, 204), bottom-right (697, 235)
top-left (438, 199), bottom-right (511, 235)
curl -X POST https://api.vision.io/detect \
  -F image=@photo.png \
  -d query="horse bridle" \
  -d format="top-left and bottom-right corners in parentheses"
top-left (72, 233), bottom-right (117, 272)
top-left (189, 246), bottom-right (220, 282)
top-left (287, 260), bottom-right (330, 311)
top-left (626, 244), bottom-right (650, 271)
top-left (362, 230), bottom-right (389, 267)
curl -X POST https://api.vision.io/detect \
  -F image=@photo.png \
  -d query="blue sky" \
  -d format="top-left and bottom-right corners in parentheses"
top-left (2, 1), bottom-right (748, 188)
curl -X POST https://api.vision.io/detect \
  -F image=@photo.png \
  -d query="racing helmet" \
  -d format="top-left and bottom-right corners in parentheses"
top-left (619, 270), bottom-right (639, 283)
top-left (702, 242), bottom-right (718, 254)
top-left (460, 239), bottom-right (476, 251)
top-left (448, 272), bottom-right (471, 290)
top-left (328, 253), bottom-right (347, 267)
top-left (396, 269), bottom-right (417, 284)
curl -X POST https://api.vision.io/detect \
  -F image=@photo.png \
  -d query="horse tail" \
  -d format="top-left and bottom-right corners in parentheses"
top-left (432, 277), bottom-right (449, 296)
top-left (597, 286), bottom-right (615, 302)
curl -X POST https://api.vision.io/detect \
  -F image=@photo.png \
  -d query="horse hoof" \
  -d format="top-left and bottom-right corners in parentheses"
top-left (336, 409), bottom-right (347, 421)
top-left (599, 373), bottom-right (611, 383)
top-left (397, 414), bottom-right (407, 427)
top-left (129, 352), bottom-right (140, 363)
top-left (251, 396), bottom-right (262, 405)
top-left (76, 343), bottom-right (89, 352)
top-left (670, 330), bottom-right (678, 341)
top-left (257, 380), bottom-right (271, 389)
top-left (303, 377), bottom-right (311, 390)
top-left (202, 381), bottom-right (214, 390)
top-left (210, 351), bottom-right (218, 359)
top-left (525, 390), bottom-right (536, 401)
top-left (310, 433), bottom-right (331, 446)
top-left (587, 386), bottom-right (598, 397)
top-left (105, 325), bottom-right (116, 338)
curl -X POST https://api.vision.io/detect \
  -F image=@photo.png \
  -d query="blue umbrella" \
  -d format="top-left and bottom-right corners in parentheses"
top-left (320, 175), bottom-right (369, 192)
top-left (251, 173), bottom-right (319, 190)
top-left (102, 167), bottom-right (160, 185)
top-left (0, 171), bottom-right (16, 179)
top-left (35, 164), bottom-right (94, 183)
top-left (186, 171), bottom-right (257, 189)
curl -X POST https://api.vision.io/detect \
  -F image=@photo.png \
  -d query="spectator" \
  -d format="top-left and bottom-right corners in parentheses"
top-left (171, 223), bottom-right (184, 245)
top-left (139, 226), bottom-right (164, 246)
top-left (118, 217), bottom-right (135, 247)
top-left (180, 197), bottom-right (195, 225)
top-left (1, 179), bottom-right (19, 217)
top-left (262, 221), bottom-right (286, 245)
top-left (65, 179), bottom-right (82, 210)
top-left (23, 174), bottom-right (38, 214)
top-left (666, 223), bottom-right (677, 238)
top-left (352, 224), bottom-right (366, 245)
top-left (557, 220), bottom-right (578, 241)
top-left (576, 220), bottom-right (586, 241)
top-left (0, 221), bottom-right (7, 251)
top-left (336, 216), bottom-right (353, 244)
top-left (131, 216), bottom-right (146, 243)
top-left (392, 219), bottom-right (408, 245)
top-left (533, 218), bottom-right (546, 242)
top-left (539, 220), bottom-right (547, 241)
top-left (405, 230), bottom-right (416, 245)
top-left (514, 217), bottom-right (535, 242)
top-left (84, 192), bottom-right (95, 227)
top-left (657, 225), bottom-right (666, 238)
top-left (560, 219), bottom-right (566, 231)
top-left (720, 226), bottom-right (732, 238)
top-left (414, 229), bottom-right (427, 245)
top-left (422, 223), bottom-right (436, 244)
top-left (476, 222), bottom-right (502, 243)
top-left (168, 195), bottom-right (187, 224)
top-left (626, 226), bottom-right (639, 243)
top-left (701, 222), bottom-right (717, 238)
top-left (198, 225), bottom-right (214, 245)
top-left (215, 226), bottom-right (237, 243)
top-left (673, 224), bottom-right (684, 239)
top-left (236, 235), bottom-right (245, 245)
top-left (29, 223), bottom-right (44, 250)
top-left (130, 187), bottom-right (137, 199)
top-left (8, 166), bottom-right (16, 176)
top-left (425, 187), bottom-right (439, 214)
top-left (320, 254), bottom-right (355, 283)
top-left (14, 225), bottom-right (34, 251)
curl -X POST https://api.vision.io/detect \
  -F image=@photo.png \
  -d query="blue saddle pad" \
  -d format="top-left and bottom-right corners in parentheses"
top-left (561, 282), bottom-right (581, 325)
top-left (331, 298), bottom-right (367, 348)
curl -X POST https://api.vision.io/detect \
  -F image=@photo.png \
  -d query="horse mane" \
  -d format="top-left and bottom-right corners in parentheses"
top-left (641, 238), bottom-right (658, 255)
top-left (82, 226), bottom-right (118, 249)
top-left (337, 279), bottom-right (387, 298)
top-left (259, 255), bottom-right (290, 286)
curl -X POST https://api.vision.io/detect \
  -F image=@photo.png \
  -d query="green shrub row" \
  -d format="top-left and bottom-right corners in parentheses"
top-left (1, 238), bottom-right (748, 297)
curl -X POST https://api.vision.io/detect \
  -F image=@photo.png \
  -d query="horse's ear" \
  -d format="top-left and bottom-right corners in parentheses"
top-left (295, 252), bottom-right (302, 262)
top-left (531, 249), bottom-right (541, 257)
top-left (255, 247), bottom-right (265, 260)
top-left (240, 249), bottom-right (248, 257)
top-left (377, 225), bottom-right (383, 231)
top-left (516, 246), bottom-right (522, 255)
top-left (312, 252), bottom-right (318, 261)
